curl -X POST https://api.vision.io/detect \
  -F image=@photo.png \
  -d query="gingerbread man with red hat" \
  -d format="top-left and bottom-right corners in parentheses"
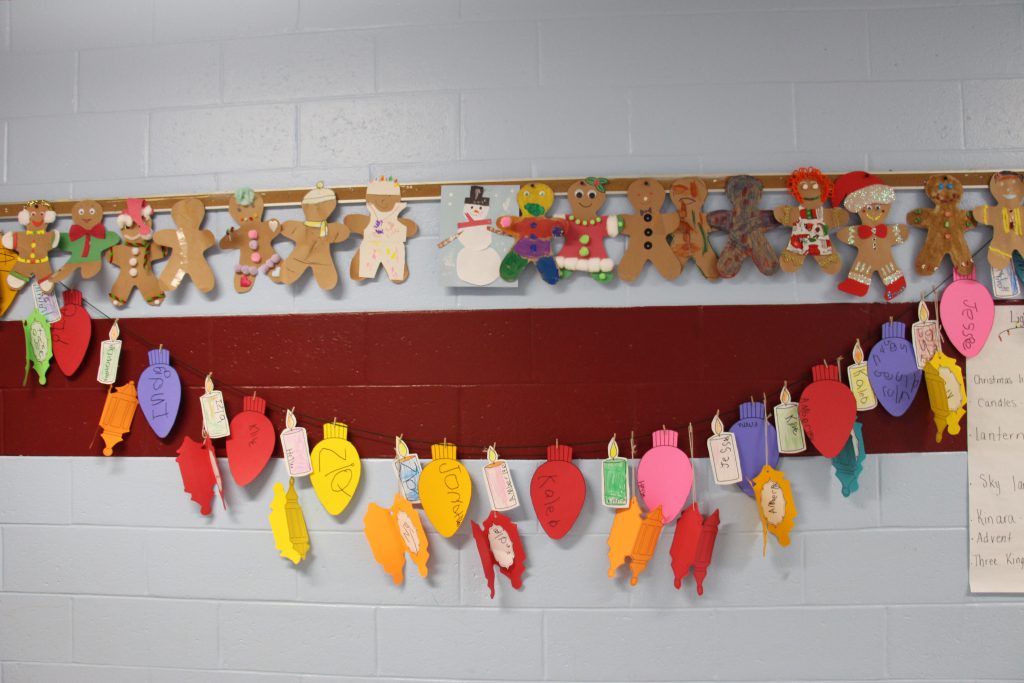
top-left (107, 198), bottom-right (167, 307)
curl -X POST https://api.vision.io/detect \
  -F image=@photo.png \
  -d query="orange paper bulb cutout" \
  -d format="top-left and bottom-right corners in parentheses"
top-left (99, 381), bottom-right (139, 455)
top-left (363, 493), bottom-right (430, 585)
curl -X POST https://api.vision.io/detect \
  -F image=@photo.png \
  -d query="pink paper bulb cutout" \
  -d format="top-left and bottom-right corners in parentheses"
top-left (636, 429), bottom-right (693, 523)
top-left (939, 268), bottom-right (994, 358)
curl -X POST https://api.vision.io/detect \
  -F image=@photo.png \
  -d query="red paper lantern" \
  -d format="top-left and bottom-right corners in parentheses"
top-left (51, 289), bottom-right (91, 377)
top-left (669, 502), bottom-right (703, 589)
top-left (176, 436), bottom-right (217, 515)
top-left (799, 363), bottom-right (857, 458)
top-left (225, 395), bottom-right (276, 486)
top-left (530, 443), bottom-right (586, 539)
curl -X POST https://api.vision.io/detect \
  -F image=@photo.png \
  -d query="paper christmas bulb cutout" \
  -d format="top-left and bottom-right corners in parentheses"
top-left (602, 435), bottom-right (630, 508)
top-left (345, 175), bottom-right (418, 284)
top-left (99, 381), bottom-right (139, 455)
top-left (482, 445), bottom-right (519, 512)
top-left (531, 442), bottom-right (586, 538)
top-left (310, 421), bottom-right (362, 516)
top-left (628, 506), bottom-right (664, 586)
top-left (31, 282), bottom-right (61, 323)
top-left (707, 411), bottom-right (742, 485)
top-left (279, 409), bottom-right (313, 477)
top-left (392, 436), bottom-right (423, 504)
top-left (752, 465), bottom-right (797, 552)
top-left (97, 320), bottom-right (122, 385)
top-left (199, 374), bottom-right (230, 439)
top-left (607, 497), bottom-right (644, 578)
top-left (137, 348), bottom-right (182, 439)
top-left (226, 395), bottom-right (276, 486)
top-left (774, 167), bottom-right (849, 275)
top-left (154, 198), bottom-right (216, 293)
top-left (420, 442), bottom-right (472, 537)
top-left (364, 494), bottom-right (430, 585)
top-left (558, 177), bottom-right (623, 283)
top-left (3, 200), bottom-right (60, 294)
top-left (907, 173), bottom-right (976, 277)
top-left (693, 509), bottom-right (720, 596)
top-left (924, 350), bottom-right (967, 442)
top-left (618, 179), bottom-right (682, 282)
top-left (495, 182), bottom-right (568, 285)
top-left (636, 429), bottom-right (693, 522)
top-left (175, 436), bottom-right (218, 515)
top-left (799, 364), bottom-right (857, 458)
top-left (278, 182), bottom-right (350, 290)
top-left (269, 478), bottom-right (310, 564)
top-left (939, 268), bottom-right (994, 358)
top-left (867, 321), bottom-right (922, 418)
top-left (773, 384), bottom-right (807, 454)
top-left (670, 503), bottom-right (703, 589)
top-left (847, 339), bottom-right (878, 412)
top-left (0, 245), bottom-right (20, 316)
top-left (222, 190), bottom-right (284, 292)
top-left (731, 401), bottom-right (779, 496)
top-left (23, 308), bottom-right (52, 386)
top-left (911, 300), bottom-right (940, 369)
top-left (50, 289), bottom-right (91, 377)
top-left (472, 510), bottom-right (527, 599)
top-left (832, 422), bottom-right (866, 497)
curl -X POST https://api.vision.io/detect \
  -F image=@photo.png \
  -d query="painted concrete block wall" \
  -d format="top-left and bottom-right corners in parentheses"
top-left (1, 0), bottom-right (1023, 680)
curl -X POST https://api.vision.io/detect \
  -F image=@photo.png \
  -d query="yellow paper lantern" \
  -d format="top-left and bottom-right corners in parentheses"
top-left (419, 441), bottom-right (472, 537)
top-left (309, 421), bottom-right (362, 515)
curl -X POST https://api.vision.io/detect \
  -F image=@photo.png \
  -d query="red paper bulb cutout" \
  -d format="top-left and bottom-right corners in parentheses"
top-left (51, 289), bottom-right (91, 377)
top-left (176, 436), bottom-right (217, 515)
top-left (799, 364), bottom-right (857, 458)
top-left (471, 510), bottom-right (527, 599)
top-left (530, 443), bottom-right (586, 539)
top-left (225, 395), bottom-right (276, 486)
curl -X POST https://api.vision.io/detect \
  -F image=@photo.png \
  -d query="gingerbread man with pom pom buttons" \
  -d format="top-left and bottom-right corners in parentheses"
top-left (108, 198), bottom-right (166, 307)
top-left (220, 188), bottom-right (283, 293)
top-left (907, 173), bottom-right (975, 277)
top-left (618, 178), bottom-right (681, 282)
top-left (2, 200), bottom-right (60, 293)
top-left (774, 167), bottom-right (848, 274)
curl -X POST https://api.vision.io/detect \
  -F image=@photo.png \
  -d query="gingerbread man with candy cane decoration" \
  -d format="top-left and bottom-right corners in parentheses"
top-left (2, 200), bottom-right (60, 293)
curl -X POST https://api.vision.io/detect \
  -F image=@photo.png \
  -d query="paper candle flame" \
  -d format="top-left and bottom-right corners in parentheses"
top-left (395, 436), bottom-right (409, 458)
top-left (852, 339), bottom-right (865, 365)
top-left (710, 410), bottom-right (724, 436)
top-left (285, 409), bottom-right (297, 430)
top-left (607, 435), bottom-right (619, 459)
top-left (204, 373), bottom-right (215, 394)
top-left (108, 319), bottom-right (120, 341)
top-left (918, 300), bottom-right (930, 322)
top-left (486, 444), bottom-right (499, 463)
top-left (779, 383), bottom-right (791, 404)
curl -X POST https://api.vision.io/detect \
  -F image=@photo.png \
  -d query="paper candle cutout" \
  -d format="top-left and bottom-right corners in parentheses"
top-left (867, 321), bottom-right (922, 417)
top-left (799, 364), bottom-right (857, 458)
top-left (670, 503), bottom-right (703, 589)
top-left (636, 429), bottom-right (693, 522)
top-left (269, 478), bottom-right (310, 564)
top-left (23, 308), bottom-right (51, 385)
top-left (912, 300), bottom-right (940, 369)
top-left (602, 435), bottom-right (630, 508)
top-left (364, 493), bottom-right (430, 585)
top-left (310, 421), bottom-right (362, 516)
top-left (531, 442), bottom-right (587, 538)
top-left (752, 465), bottom-right (797, 552)
top-left (847, 339), bottom-right (877, 411)
top-left (693, 509), bottom-right (720, 596)
top-left (731, 401), bottom-right (779, 496)
top-left (706, 411), bottom-right (742, 485)
top-left (472, 510), bottom-right (527, 599)
top-left (99, 381), bottom-right (138, 455)
top-left (199, 374), bottom-right (230, 439)
top-left (279, 409), bottom-right (313, 477)
top-left (51, 289), bottom-right (91, 377)
top-left (924, 350), bottom-right (967, 442)
top-left (175, 435), bottom-right (218, 515)
top-left (137, 348), bottom-right (181, 439)
top-left (832, 422), bottom-right (866, 497)
top-left (991, 263), bottom-right (1021, 299)
top-left (97, 320), bottom-right (122, 385)
top-left (607, 497), bottom-right (644, 578)
top-left (420, 442), bottom-right (472, 537)
top-left (482, 445), bottom-right (519, 512)
top-left (773, 383), bottom-right (807, 454)
top-left (939, 268), bottom-right (994, 358)
top-left (226, 395), bottom-right (276, 486)
top-left (392, 436), bottom-right (423, 504)
top-left (31, 282), bottom-right (61, 323)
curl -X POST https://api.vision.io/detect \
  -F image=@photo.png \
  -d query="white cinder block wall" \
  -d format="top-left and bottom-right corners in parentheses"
top-left (1, 0), bottom-right (1023, 681)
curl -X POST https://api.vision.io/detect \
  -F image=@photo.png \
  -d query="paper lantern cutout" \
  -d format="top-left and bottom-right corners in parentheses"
top-left (799, 364), bottom-right (856, 458)
top-left (636, 429), bottom-right (693, 521)
top-left (832, 422), bottom-right (866, 497)
top-left (137, 348), bottom-right (182, 439)
top-left (225, 395), bottom-right (275, 486)
top-left (23, 308), bottom-right (51, 386)
top-left (364, 493), bottom-right (430, 585)
top-left (924, 350), bottom-right (967, 442)
top-left (420, 442), bottom-right (472, 537)
top-left (153, 198), bottom-right (216, 293)
top-left (199, 374), bottom-right (230, 439)
top-left (51, 289), bottom-right (91, 377)
top-left (31, 282), bottom-right (61, 322)
top-left (939, 268), bottom-right (994, 358)
top-left (867, 321), bottom-right (922, 418)
top-left (310, 421), bottom-right (362, 516)
top-left (773, 383), bottom-right (807, 454)
top-left (96, 320), bottom-right (122, 385)
top-left (392, 436), bottom-right (423, 504)
top-left (731, 401), bottom-right (779, 496)
top-left (607, 497), bottom-right (644, 579)
top-left (482, 445), bottom-right (519, 512)
top-left (0, 245), bottom-right (20, 315)
top-left (847, 339), bottom-right (878, 411)
top-left (601, 435), bottom-right (630, 508)
top-left (269, 478), bottom-right (310, 564)
top-left (472, 510), bottom-right (527, 599)
top-left (911, 300), bottom-right (940, 369)
top-left (175, 435), bottom-right (219, 515)
top-left (706, 411), bottom-right (742, 485)
top-left (628, 506), bottom-right (664, 585)
top-left (99, 381), bottom-right (138, 455)
top-left (670, 503), bottom-right (703, 589)
top-left (752, 465), bottom-right (797, 552)
top-left (279, 409), bottom-right (313, 477)
top-left (693, 509), bottom-right (721, 596)
top-left (531, 442), bottom-right (586, 538)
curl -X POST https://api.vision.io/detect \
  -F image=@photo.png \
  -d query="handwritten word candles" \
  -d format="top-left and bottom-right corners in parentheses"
top-left (773, 384), bottom-right (807, 454)
top-left (847, 339), bottom-right (877, 411)
top-left (97, 320), bottom-right (123, 385)
top-left (420, 442), bottom-right (472, 537)
top-left (392, 436), bottom-right (423, 503)
top-left (482, 445), bottom-right (519, 512)
top-left (706, 411), bottom-right (742, 485)
top-left (911, 300), bottom-right (940, 369)
top-left (279, 409), bottom-right (312, 477)
top-left (199, 374), bottom-right (230, 439)
top-left (602, 435), bottom-right (630, 508)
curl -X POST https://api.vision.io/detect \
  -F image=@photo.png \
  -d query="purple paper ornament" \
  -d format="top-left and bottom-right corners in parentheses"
top-left (138, 348), bottom-right (182, 439)
top-left (867, 321), bottom-right (922, 418)
top-left (730, 400), bottom-right (778, 497)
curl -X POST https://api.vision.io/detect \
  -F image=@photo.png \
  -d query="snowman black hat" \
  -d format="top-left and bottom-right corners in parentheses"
top-left (464, 185), bottom-right (489, 206)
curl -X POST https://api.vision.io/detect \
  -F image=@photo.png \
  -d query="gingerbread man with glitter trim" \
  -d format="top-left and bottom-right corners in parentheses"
top-left (773, 167), bottom-right (848, 274)
top-left (2, 200), bottom-right (60, 293)
top-left (556, 177), bottom-right (622, 282)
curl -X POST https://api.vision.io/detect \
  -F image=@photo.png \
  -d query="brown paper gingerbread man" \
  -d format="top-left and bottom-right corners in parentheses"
top-left (344, 175), bottom-right (417, 283)
top-left (972, 171), bottom-right (1024, 278)
top-left (556, 177), bottom-right (622, 282)
top-left (906, 173), bottom-right (976, 277)
top-left (50, 200), bottom-right (121, 284)
top-left (617, 178), bottom-right (681, 282)
top-left (774, 167), bottom-right (848, 274)
top-left (107, 198), bottom-right (166, 307)
top-left (705, 176), bottom-right (781, 278)
top-left (279, 182), bottom-right (350, 290)
top-left (154, 198), bottom-right (216, 293)
top-left (2, 200), bottom-right (59, 293)
top-left (220, 188), bottom-right (283, 293)
top-left (668, 177), bottom-right (719, 280)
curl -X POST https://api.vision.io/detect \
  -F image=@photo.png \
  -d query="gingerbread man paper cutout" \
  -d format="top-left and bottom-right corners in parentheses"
top-left (618, 178), bottom-right (680, 282)
top-left (108, 198), bottom-right (166, 307)
top-left (706, 176), bottom-right (781, 278)
top-left (972, 171), bottom-right (1024, 281)
top-left (832, 172), bottom-right (908, 300)
top-left (668, 177), bottom-right (719, 280)
top-left (154, 198), bottom-right (216, 293)
top-left (220, 188), bottom-right (283, 293)
top-left (557, 177), bottom-right (622, 282)
top-left (345, 175), bottom-right (417, 284)
top-left (51, 200), bottom-right (120, 284)
top-left (773, 167), bottom-right (848, 274)
top-left (279, 182), bottom-right (350, 290)
top-left (2, 200), bottom-right (60, 294)
top-left (496, 182), bottom-right (567, 284)
top-left (907, 173), bottom-right (976, 277)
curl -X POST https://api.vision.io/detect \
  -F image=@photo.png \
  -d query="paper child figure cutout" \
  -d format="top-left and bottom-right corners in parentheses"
top-left (345, 176), bottom-right (417, 283)
top-left (832, 172), bottom-right (908, 300)
top-left (2, 200), bottom-right (59, 293)
top-left (154, 198), bottom-right (216, 293)
top-left (50, 200), bottom-right (120, 284)
top-left (668, 177), bottom-right (719, 280)
top-left (437, 185), bottom-right (506, 286)
top-left (618, 178), bottom-right (681, 282)
top-left (496, 182), bottom-right (567, 284)
top-left (279, 182), bottom-right (349, 290)
top-left (907, 173), bottom-right (976, 277)
top-left (706, 176), bottom-right (781, 278)
top-left (557, 177), bottom-right (622, 282)
top-left (221, 188), bottom-right (283, 293)
top-left (108, 198), bottom-right (166, 307)
top-left (973, 171), bottom-right (1024, 283)
top-left (774, 167), bottom-right (848, 274)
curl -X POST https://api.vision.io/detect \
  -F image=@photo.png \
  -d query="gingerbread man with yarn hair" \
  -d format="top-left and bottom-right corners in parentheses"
top-left (279, 182), bottom-right (350, 290)
top-left (774, 167), bottom-right (848, 274)
top-left (906, 173), bottom-right (975, 277)
top-left (617, 178), bottom-right (681, 282)
top-left (705, 175), bottom-right (781, 278)
top-left (972, 171), bottom-right (1024, 281)
top-left (668, 177), bottom-right (719, 280)
top-left (221, 188), bottom-right (283, 293)
top-left (2, 200), bottom-right (59, 293)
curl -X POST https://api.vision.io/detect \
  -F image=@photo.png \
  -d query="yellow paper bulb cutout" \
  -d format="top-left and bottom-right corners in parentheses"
top-left (419, 442), bottom-right (472, 537)
top-left (363, 494), bottom-right (430, 585)
top-left (923, 351), bottom-right (967, 442)
top-left (269, 478), bottom-right (310, 564)
top-left (310, 421), bottom-right (362, 515)
top-left (752, 465), bottom-right (797, 553)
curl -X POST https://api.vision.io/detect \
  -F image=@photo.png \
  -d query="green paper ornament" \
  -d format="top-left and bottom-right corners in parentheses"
top-left (23, 308), bottom-right (52, 386)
